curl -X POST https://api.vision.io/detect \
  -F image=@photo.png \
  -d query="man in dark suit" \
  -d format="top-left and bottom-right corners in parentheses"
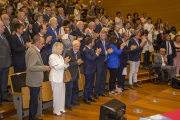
top-left (43, 7), bottom-right (52, 24)
top-left (17, 12), bottom-right (32, 42)
top-left (73, 21), bottom-right (86, 55)
top-left (70, 18), bottom-right (77, 35)
top-left (38, 24), bottom-right (52, 65)
top-left (111, 25), bottom-right (121, 42)
top-left (65, 40), bottom-right (83, 111)
top-left (160, 34), bottom-right (177, 66)
top-left (56, 7), bottom-right (67, 30)
top-left (1, 14), bottom-right (14, 41)
top-left (95, 16), bottom-right (106, 34)
top-left (9, 23), bottom-right (31, 73)
top-left (128, 31), bottom-right (146, 90)
top-left (82, 37), bottom-right (101, 105)
top-left (0, 21), bottom-right (12, 105)
top-left (33, 14), bottom-right (44, 35)
top-left (117, 32), bottom-right (137, 91)
top-left (6, 5), bottom-right (17, 24)
top-left (20, 6), bottom-right (32, 24)
top-left (94, 30), bottom-right (113, 99)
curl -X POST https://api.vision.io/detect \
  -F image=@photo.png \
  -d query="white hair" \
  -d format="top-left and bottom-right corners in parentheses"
top-left (73, 40), bottom-right (81, 45)
top-left (17, 12), bottom-right (24, 19)
top-left (77, 21), bottom-right (83, 27)
top-left (160, 48), bottom-right (166, 52)
top-left (1, 14), bottom-right (9, 20)
top-left (75, 4), bottom-right (79, 9)
top-left (58, 7), bottom-right (63, 11)
top-left (49, 17), bottom-right (57, 26)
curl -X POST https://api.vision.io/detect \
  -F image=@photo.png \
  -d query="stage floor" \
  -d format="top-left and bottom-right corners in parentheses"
top-left (3, 83), bottom-right (180, 120)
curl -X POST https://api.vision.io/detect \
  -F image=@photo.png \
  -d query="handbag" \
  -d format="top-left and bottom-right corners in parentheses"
top-left (63, 69), bottom-right (72, 83)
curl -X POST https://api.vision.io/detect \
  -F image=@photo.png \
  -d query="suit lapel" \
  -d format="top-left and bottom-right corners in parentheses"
top-left (32, 45), bottom-right (44, 65)
top-left (70, 48), bottom-right (77, 61)
top-left (0, 34), bottom-right (9, 47)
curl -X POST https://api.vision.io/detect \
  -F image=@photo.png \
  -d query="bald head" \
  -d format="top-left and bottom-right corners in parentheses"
top-left (17, 12), bottom-right (26, 22)
top-left (77, 21), bottom-right (84, 30)
top-left (1, 14), bottom-right (10, 25)
top-left (0, 21), bottom-right (5, 34)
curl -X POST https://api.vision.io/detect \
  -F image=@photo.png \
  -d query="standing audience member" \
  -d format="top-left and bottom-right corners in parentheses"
top-left (87, 6), bottom-right (96, 23)
top-left (119, 21), bottom-right (131, 38)
top-left (56, 7), bottom-right (67, 30)
top-left (57, 0), bottom-right (66, 12)
top-left (169, 26), bottom-right (176, 40)
top-left (6, 5), bottom-right (17, 23)
top-left (59, 19), bottom-right (70, 35)
top-left (67, 0), bottom-right (74, 15)
top-left (9, 23), bottom-right (31, 73)
top-left (65, 40), bottom-right (83, 111)
top-left (95, 13), bottom-right (101, 25)
top-left (95, 16), bottom-right (106, 34)
top-left (74, 4), bottom-right (84, 21)
top-left (157, 27), bottom-right (165, 50)
top-left (160, 34), bottom-right (177, 66)
top-left (108, 35), bottom-right (126, 95)
top-left (157, 18), bottom-right (163, 28)
top-left (49, 42), bottom-right (71, 116)
top-left (33, 14), bottom-right (44, 35)
top-left (85, 22), bottom-right (99, 39)
top-left (142, 30), bottom-right (154, 69)
top-left (94, 30), bottom-right (114, 99)
top-left (128, 31), bottom-right (146, 90)
top-left (115, 12), bottom-right (123, 29)
top-left (0, 21), bottom-right (12, 106)
top-left (164, 21), bottom-right (170, 34)
top-left (82, 37), bottom-right (101, 104)
top-left (26, 35), bottom-right (51, 120)
top-left (173, 35), bottom-right (180, 76)
top-left (140, 13), bottom-right (147, 23)
top-left (70, 18), bottom-right (77, 35)
top-left (111, 25), bottom-right (121, 42)
top-left (153, 23), bottom-right (160, 44)
top-left (132, 13), bottom-right (138, 24)
top-left (144, 17), bottom-right (154, 42)
top-left (43, 7), bottom-right (52, 24)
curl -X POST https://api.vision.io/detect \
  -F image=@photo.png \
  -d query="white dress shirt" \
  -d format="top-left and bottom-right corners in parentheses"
top-left (74, 9), bottom-right (81, 20)
top-left (144, 23), bottom-right (154, 35)
top-left (115, 17), bottom-right (124, 29)
top-left (166, 41), bottom-right (172, 55)
top-left (161, 55), bottom-right (166, 67)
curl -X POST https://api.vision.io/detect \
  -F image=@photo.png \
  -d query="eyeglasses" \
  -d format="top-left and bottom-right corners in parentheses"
top-left (39, 42), bottom-right (45, 45)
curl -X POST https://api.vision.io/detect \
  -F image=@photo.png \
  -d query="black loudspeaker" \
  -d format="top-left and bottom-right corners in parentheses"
top-left (99, 99), bottom-right (126, 120)
top-left (172, 76), bottom-right (180, 89)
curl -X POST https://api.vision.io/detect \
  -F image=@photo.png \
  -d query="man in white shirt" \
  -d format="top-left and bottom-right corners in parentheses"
top-left (144, 17), bottom-right (154, 35)
top-left (140, 13), bottom-right (147, 23)
top-left (115, 12), bottom-right (124, 29)
top-left (119, 21), bottom-right (131, 39)
top-left (153, 48), bottom-right (176, 79)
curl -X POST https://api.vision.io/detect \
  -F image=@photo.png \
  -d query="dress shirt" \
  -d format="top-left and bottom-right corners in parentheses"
top-left (34, 45), bottom-right (40, 52)
top-left (144, 23), bottom-right (153, 34)
top-left (74, 9), bottom-right (80, 20)
top-left (51, 27), bottom-right (57, 37)
top-left (114, 31), bottom-right (120, 38)
top-left (133, 38), bottom-right (139, 46)
top-left (166, 41), bottom-right (172, 55)
top-left (73, 48), bottom-right (78, 60)
top-left (161, 55), bottom-right (166, 67)
top-left (16, 33), bottom-right (25, 46)
top-left (5, 24), bottom-right (11, 34)
top-left (119, 28), bottom-right (131, 37)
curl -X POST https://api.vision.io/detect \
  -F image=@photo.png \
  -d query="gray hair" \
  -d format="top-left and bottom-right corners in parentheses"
top-left (133, 30), bottom-right (140, 37)
top-left (160, 48), bottom-right (166, 52)
top-left (73, 40), bottom-right (81, 45)
top-left (121, 32), bottom-right (128, 38)
top-left (77, 21), bottom-right (83, 27)
top-left (100, 16), bottom-right (106, 21)
top-left (49, 17), bottom-right (57, 26)
top-left (17, 12), bottom-right (24, 19)
top-left (100, 30), bottom-right (107, 36)
top-left (1, 14), bottom-right (9, 21)
top-left (58, 7), bottom-right (63, 12)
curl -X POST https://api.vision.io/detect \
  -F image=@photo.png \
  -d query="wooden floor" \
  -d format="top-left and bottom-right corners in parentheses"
top-left (3, 83), bottom-right (180, 120)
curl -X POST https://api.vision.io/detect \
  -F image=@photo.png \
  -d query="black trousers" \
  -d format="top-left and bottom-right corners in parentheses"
top-left (14, 62), bottom-right (26, 73)
top-left (143, 51), bottom-right (151, 67)
top-left (167, 54), bottom-right (174, 66)
top-left (0, 67), bottom-right (9, 100)
top-left (95, 62), bottom-right (107, 95)
top-left (29, 87), bottom-right (40, 120)
top-left (117, 64), bottom-right (126, 88)
top-left (108, 67), bottom-right (118, 91)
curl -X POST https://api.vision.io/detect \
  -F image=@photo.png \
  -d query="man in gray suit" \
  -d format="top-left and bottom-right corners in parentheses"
top-left (0, 21), bottom-right (12, 106)
top-left (153, 48), bottom-right (176, 80)
top-left (25, 35), bottom-right (51, 120)
top-left (62, 26), bottom-right (74, 57)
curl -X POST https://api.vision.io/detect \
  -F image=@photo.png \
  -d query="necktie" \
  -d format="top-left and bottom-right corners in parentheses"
top-left (0, 34), bottom-right (9, 47)
top-left (53, 29), bottom-right (57, 37)
top-left (102, 41), bottom-right (107, 61)
top-left (19, 36), bottom-right (24, 46)
top-left (81, 31), bottom-right (83, 34)
top-left (68, 35), bottom-right (71, 42)
top-left (102, 24), bottom-right (104, 28)
top-left (75, 53), bottom-right (77, 60)
top-left (167, 42), bottom-right (169, 55)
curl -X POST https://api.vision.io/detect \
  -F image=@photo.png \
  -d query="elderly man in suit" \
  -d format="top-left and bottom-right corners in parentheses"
top-left (82, 37), bottom-right (101, 105)
top-left (17, 12), bottom-right (32, 42)
top-left (94, 30), bottom-right (114, 99)
top-left (43, 7), bottom-right (52, 24)
top-left (38, 24), bottom-right (52, 65)
top-left (95, 16), bottom-right (106, 34)
top-left (62, 26), bottom-right (74, 57)
top-left (160, 34), bottom-right (177, 66)
top-left (111, 25), bottom-right (121, 42)
top-left (70, 18), bottom-right (77, 35)
top-left (56, 8), bottom-right (67, 30)
top-left (0, 21), bottom-right (12, 105)
top-left (128, 31), bottom-right (146, 90)
top-left (65, 40), bottom-right (83, 111)
top-left (154, 48), bottom-right (176, 80)
top-left (26, 35), bottom-right (51, 120)
top-left (85, 22), bottom-right (99, 40)
top-left (33, 14), bottom-right (44, 36)
top-left (1, 14), bottom-right (14, 41)
top-left (46, 17), bottom-right (63, 55)
top-left (9, 23), bottom-right (31, 73)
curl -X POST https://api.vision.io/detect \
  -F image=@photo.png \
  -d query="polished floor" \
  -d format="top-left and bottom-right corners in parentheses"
top-left (3, 83), bottom-right (180, 120)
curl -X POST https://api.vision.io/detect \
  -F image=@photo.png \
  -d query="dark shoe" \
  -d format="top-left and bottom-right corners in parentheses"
top-left (94, 94), bottom-right (99, 99)
top-left (2, 98), bottom-right (13, 102)
top-left (99, 94), bottom-right (108, 97)
top-left (65, 105), bottom-right (72, 111)
top-left (129, 85), bottom-right (136, 90)
top-left (70, 103), bottom-right (80, 106)
top-left (133, 83), bottom-right (142, 88)
top-left (123, 88), bottom-right (128, 91)
top-left (88, 98), bottom-right (97, 102)
top-left (83, 99), bottom-right (91, 105)
top-left (36, 118), bottom-right (43, 120)
top-left (0, 102), bottom-right (3, 107)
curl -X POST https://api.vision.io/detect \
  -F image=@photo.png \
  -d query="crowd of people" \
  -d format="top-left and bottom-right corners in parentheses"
top-left (0, 0), bottom-right (180, 120)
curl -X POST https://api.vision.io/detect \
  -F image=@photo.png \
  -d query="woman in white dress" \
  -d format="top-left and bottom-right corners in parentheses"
top-left (49, 42), bottom-right (71, 116)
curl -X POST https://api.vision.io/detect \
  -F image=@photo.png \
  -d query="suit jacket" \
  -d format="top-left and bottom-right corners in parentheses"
top-left (117, 38), bottom-right (131, 64)
top-left (73, 28), bottom-right (86, 53)
top-left (17, 21), bottom-right (31, 42)
top-left (108, 44), bottom-right (122, 68)
top-left (128, 38), bottom-right (143, 61)
top-left (8, 14), bottom-right (16, 24)
top-left (65, 48), bottom-right (81, 81)
top-left (39, 34), bottom-right (51, 65)
top-left (160, 40), bottom-right (177, 58)
top-left (95, 23), bottom-right (106, 34)
top-left (62, 35), bottom-right (73, 57)
top-left (25, 45), bottom-right (47, 87)
top-left (3, 24), bottom-right (14, 41)
top-left (94, 39), bottom-right (110, 67)
top-left (153, 53), bottom-right (165, 67)
top-left (82, 46), bottom-right (98, 74)
top-left (56, 15), bottom-right (67, 30)
top-left (0, 34), bottom-right (11, 68)
top-left (33, 22), bottom-right (40, 35)
top-left (9, 34), bottom-right (27, 66)
top-left (49, 54), bottom-right (69, 83)
top-left (111, 31), bottom-right (121, 42)
top-left (43, 14), bottom-right (51, 24)
top-left (46, 26), bottom-right (60, 55)
top-left (70, 24), bottom-right (76, 35)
